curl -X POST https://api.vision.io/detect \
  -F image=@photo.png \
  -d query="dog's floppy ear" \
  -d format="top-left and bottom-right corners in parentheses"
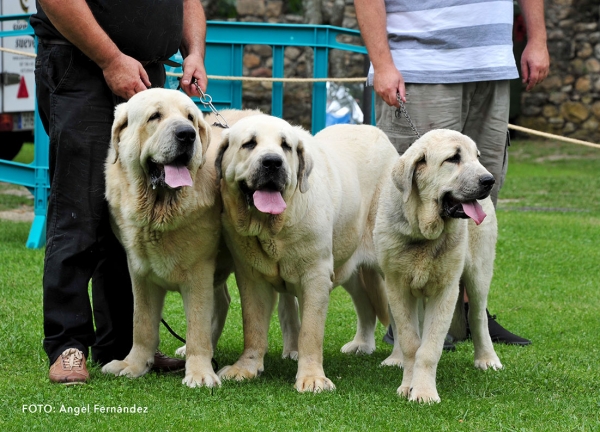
top-left (197, 113), bottom-right (212, 159)
top-left (110, 102), bottom-right (128, 163)
top-left (214, 129), bottom-right (230, 186)
top-left (392, 148), bottom-right (424, 203)
top-left (296, 134), bottom-right (313, 193)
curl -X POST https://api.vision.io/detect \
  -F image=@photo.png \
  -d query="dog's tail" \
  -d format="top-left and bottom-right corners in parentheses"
top-left (358, 267), bottom-right (390, 327)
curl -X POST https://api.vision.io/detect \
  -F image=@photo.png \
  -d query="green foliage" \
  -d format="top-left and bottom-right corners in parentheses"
top-left (0, 139), bottom-right (599, 430)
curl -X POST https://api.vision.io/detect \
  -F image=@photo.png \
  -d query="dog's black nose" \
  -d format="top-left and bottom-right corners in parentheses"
top-left (175, 125), bottom-right (196, 145)
top-left (480, 174), bottom-right (495, 188)
top-left (262, 154), bottom-right (283, 171)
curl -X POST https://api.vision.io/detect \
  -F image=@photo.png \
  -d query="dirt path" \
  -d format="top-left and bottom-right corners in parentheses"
top-left (0, 182), bottom-right (34, 223)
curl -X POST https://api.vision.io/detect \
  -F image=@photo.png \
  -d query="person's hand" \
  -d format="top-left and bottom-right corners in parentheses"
top-left (180, 53), bottom-right (208, 97)
top-left (520, 41), bottom-right (550, 91)
top-left (373, 64), bottom-right (406, 107)
top-left (102, 53), bottom-right (151, 100)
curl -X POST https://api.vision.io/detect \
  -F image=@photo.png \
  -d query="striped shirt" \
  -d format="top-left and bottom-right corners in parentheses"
top-left (367, 0), bottom-right (519, 84)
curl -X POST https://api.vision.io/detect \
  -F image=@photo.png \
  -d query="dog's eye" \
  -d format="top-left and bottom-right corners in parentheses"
top-left (241, 138), bottom-right (257, 150)
top-left (281, 139), bottom-right (292, 152)
top-left (445, 153), bottom-right (461, 164)
top-left (148, 112), bottom-right (161, 122)
top-left (188, 114), bottom-right (195, 123)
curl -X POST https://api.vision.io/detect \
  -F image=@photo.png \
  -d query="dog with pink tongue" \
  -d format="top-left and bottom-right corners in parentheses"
top-left (214, 115), bottom-right (397, 393)
top-left (374, 129), bottom-right (503, 403)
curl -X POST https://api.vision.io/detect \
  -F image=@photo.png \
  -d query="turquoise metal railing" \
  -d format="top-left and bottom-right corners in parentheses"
top-left (0, 14), bottom-right (368, 248)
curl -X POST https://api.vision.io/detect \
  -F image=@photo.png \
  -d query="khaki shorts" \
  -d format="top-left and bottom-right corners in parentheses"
top-left (375, 80), bottom-right (511, 205)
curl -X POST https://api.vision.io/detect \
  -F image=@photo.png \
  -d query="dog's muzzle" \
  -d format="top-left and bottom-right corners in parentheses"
top-left (239, 154), bottom-right (288, 214)
top-left (442, 174), bottom-right (495, 225)
top-left (147, 124), bottom-right (197, 190)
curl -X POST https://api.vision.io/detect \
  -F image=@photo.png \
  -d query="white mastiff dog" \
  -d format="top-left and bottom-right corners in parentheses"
top-left (374, 129), bottom-right (502, 403)
top-left (214, 117), bottom-right (396, 392)
top-left (101, 88), bottom-right (231, 388)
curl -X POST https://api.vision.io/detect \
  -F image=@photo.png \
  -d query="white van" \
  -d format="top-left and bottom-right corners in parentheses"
top-left (0, 0), bottom-right (36, 160)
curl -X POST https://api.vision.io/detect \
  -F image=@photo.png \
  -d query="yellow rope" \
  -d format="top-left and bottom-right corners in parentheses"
top-left (167, 71), bottom-right (366, 83)
top-left (3, 46), bottom-right (599, 148)
top-left (508, 124), bottom-right (600, 149)
top-left (0, 46), bottom-right (36, 58)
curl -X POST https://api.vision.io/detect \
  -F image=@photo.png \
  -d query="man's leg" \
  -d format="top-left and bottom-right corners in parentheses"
top-left (462, 80), bottom-right (530, 345)
top-left (36, 44), bottom-right (134, 369)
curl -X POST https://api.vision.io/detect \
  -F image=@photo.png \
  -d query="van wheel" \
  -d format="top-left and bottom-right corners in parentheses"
top-left (0, 131), bottom-right (32, 160)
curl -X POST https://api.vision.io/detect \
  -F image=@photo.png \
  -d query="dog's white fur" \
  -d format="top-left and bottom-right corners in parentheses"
top-left (174, 108), bottom-right (302, 362)
top-left (215, 118), bottom-right (395, 392)
top-left (374, 129), bottom-right (502, 403)
top-left (101, 88), bottom-right (231, 388)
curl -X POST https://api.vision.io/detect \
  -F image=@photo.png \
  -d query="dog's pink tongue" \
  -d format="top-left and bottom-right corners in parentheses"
top-left (253, 190), bottom-right (286, 214)
top-left (462, 201), bottom-right (486, 225)
top-left (164, 164), bottom-right (193, 188)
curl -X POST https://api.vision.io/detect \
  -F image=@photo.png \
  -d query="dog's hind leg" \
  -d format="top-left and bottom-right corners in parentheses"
top-left (340, 270), bottom-right (378, 355)
top-left (278, 292), bottom-right (300, 360)
top-left (218, 272), bottom-right (276, 382)
top-left (212, 282), bottom-right (231, 349)
top-left (380, 309), bottom-right (404, 367)
top-left (448, 283), bottom-right (468, 341)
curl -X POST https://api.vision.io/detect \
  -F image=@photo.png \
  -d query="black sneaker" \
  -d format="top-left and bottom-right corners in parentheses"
top-left (465, 303), bottom-right (531, 346)
top-left (382, 325), bottom-right (456, 351)
top-left (487, 310), bottom-right (531, 346)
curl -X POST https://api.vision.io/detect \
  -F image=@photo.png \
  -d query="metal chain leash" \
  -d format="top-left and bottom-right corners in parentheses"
top-left (395, 92), bottom-right (421, 140)
top-left (190, 78), bottom-right (229, 128)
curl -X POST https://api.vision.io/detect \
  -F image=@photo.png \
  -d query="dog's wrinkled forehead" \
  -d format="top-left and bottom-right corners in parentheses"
top-left (228, 115), bottom-right (297, 149)
top-left (419, 130), bottom-right (480, 162)
top-left (125, 89), bottom-right (197, 125)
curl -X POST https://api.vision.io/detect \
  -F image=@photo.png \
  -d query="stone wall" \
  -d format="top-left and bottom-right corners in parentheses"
top-left (205, 0), bottom-right (365, 130)
top-left (520, 0), bottom-right (600, 142)
top-left (204, 0), bottom-right (600, 142)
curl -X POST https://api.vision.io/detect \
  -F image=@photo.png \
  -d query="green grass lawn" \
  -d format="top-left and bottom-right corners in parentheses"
top-left (1, 139), bottom-right (599, 431)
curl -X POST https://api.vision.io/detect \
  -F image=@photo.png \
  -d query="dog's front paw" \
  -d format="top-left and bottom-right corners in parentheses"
top-left (341, 340), bottom-right (375, 355)
top-left (175, 345), bottom-right (187, 357)
top-left (282, 350), bottom-right (298, 361)
top-left (381, 354), bottom-right (403, 368)
top-left (407, 385), bottom-right (441, 404)
top-left (397, 384), bottom-right (411, 398)
top-left (102, 360), bottom-right (149, 378)
top-left (294, 376), bottom-right (336, 393)
top-left (182, 370), bottom-right (221, 388)
top-left (474, 357), bottom-right (503, 371)
top-left (217, 363), bottom-right (261, 381)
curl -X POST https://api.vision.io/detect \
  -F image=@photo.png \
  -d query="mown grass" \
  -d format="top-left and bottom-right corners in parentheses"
top-left (0, 138), bottom-right (599, 431)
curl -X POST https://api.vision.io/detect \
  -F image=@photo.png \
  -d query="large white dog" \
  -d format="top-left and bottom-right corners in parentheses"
top-left (214, 117), bottom-right (395, 392)
top-left (374, 129), bottom-right (503, 403)
top-left (101, 88), bottom-right (231, 388)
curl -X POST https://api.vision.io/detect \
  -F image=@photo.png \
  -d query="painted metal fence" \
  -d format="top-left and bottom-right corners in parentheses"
top-left (0, 15), bottom-right (368, 248)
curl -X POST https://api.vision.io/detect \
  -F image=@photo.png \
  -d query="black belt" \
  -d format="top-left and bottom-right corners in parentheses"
top-left (38, 38), bottom-right (180, 68)
top-left (38, 37), bottom-right (72, 46)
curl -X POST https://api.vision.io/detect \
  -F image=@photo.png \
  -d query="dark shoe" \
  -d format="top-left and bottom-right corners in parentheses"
top-left (465, 303), bottom-right (531, 346)
top-left (382, 325), bottom-right (394, 345)
top-left (49, 348), bottom-right (89, 385)
top-left (487, 310), bottom-right (531, 345)
top-left (443, 334), bottom-right (456, 351)
top-left (151, 350), bottom-right (186, 373)
top-left (382, 325), bottom-right (456, 351)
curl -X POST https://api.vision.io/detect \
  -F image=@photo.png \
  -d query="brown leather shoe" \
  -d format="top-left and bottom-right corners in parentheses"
top-left (151, 350), bottom-right (186, 373)
top-left (49, 348), bottom-right (89, 385)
